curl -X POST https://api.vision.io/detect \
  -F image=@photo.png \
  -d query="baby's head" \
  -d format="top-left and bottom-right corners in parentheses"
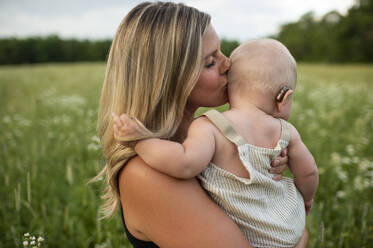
top-left (228, 38), bottom-right (297, 119)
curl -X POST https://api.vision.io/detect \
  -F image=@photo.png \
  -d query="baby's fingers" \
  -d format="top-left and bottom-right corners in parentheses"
top-left (113, 123), bottom-right (120, 136)
top-left (119, 113), bottom-right (131, 125)
top-left (112, 112), bottom-right (124, 127)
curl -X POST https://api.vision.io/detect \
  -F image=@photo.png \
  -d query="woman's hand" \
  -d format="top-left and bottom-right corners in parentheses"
top-left (112, 113), bottom-right (153, 148)
top-left (295, 228), bottom-right (309, 248)
top-left (269, 148), bottom-right (289, 180)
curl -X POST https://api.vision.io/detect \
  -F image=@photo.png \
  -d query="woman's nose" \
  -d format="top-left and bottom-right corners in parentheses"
top-left (219, 55), bottom-right (231, 74)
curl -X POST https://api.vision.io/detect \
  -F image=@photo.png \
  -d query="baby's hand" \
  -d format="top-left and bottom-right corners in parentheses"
top-left (112, 113), bottom-right (152, 148)
top-left (305, 199), bottom-right (313, 215)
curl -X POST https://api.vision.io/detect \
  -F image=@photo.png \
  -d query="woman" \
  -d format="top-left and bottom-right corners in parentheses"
top-left (94, 2), bottom-right (309, 247)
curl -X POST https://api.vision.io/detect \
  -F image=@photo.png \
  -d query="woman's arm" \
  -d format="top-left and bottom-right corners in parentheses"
top-left (119, 156), bottom-right (252, 248)
top-left (295, 229), bottom-right (309, 248)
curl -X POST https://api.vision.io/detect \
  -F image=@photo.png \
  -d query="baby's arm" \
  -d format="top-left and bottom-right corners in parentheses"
top-left (287, 124), bottom-right (319, 214)
top-left (113, 113), bottom-right (216, 179)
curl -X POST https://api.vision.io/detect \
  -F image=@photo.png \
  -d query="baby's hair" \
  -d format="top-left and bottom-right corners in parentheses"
top-left (228, 38), bottom-right (297, 98)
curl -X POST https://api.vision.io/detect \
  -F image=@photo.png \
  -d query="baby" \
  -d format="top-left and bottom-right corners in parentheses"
top-left (113, 38), bottom-right (318, 247)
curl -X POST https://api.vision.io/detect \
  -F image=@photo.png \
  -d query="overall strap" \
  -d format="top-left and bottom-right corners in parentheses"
top-left (279, 119), bottom-right (291, 143)
top-left (203, 109), bottom-right (246, 146)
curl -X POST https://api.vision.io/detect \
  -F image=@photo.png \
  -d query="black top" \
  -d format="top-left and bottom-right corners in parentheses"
top-left (119, 204), bottom-right (159, 248)
top-left (117, 167), bottom-right (158, 248)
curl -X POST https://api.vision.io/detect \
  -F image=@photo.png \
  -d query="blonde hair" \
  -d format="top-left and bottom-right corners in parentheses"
top-left (229, 38), bottom-right (297, 97)
top-left (92, 2), bottom-right (211, 218)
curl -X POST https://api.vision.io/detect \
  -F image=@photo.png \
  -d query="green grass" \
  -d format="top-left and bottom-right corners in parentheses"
top-left (1, 63), bottom-right (372, 247)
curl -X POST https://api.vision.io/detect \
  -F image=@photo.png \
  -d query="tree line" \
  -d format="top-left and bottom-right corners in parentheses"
top-left (274, 0), bottom-right (373, 62)
top-left (0, 35), bottom-right (111, 64)
top-left (0, 0), bottom-right (371, 65)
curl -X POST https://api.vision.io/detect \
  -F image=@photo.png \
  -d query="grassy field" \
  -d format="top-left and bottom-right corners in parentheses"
top-left (1, 63), bottom-right (372, 247)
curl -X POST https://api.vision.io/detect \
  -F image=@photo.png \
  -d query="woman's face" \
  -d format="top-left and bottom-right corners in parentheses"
top-left (187, 25), bottom-right (230, 109)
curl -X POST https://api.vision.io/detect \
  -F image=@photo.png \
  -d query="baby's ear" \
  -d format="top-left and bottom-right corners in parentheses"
top-left (276, 88), bottom-right (293, 112)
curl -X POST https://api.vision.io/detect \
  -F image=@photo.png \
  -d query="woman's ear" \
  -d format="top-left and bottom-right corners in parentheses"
top-left (276, 89), bottom-right (293, 111)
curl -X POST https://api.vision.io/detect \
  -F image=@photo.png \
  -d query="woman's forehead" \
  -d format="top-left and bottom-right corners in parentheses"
top-left (202, 25), bottom-right (220, 57)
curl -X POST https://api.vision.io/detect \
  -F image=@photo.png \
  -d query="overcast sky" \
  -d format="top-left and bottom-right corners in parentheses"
top-left (0, 0), bottom-right (355, 41)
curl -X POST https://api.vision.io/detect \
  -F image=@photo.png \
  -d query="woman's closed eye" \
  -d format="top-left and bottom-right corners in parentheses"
top-left (206, 59), bottom-right (216, 68)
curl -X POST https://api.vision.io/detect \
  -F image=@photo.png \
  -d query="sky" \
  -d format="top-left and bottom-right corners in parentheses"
top-left (0, 0), bottom-right (355, 42)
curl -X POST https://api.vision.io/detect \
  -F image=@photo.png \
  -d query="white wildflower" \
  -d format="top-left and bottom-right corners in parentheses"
top-left (3, 115), bottom-right (11, 123)
top-left (331, 152), bottom-right (341, 165)
top-left (336, 191), bottom-right (346, 198)
top-left (91, 135), bottom-right (100, 143)
top-left (48, 95), bottom-right (86, 109)
top-left (336, 170), bottom-right (348, 182)
top-left (352, 156), bottom-right (360, 164)
top-left (360, 160), bottom-right (370, 171)
top-left (37, 237), bottom-right (44, 242)
top-left (31, 236), bottom-right (36, 240)
top-left (40, 88), bottom-right (57, 98)
top-left (361, 137), bottom-right (369, 145)
top-left (23, 241), bottom-right (29, 246)
top-left (30, 241), bottom-right (36, 245)
top-left (341, 157), bottom-right (351, 165)
top-left (52, 115), bottom-right (72, 126)
top-left (19, 119), bottom-right (31, 127)
top-left (14, 129), bottom-right (23, 138)
top-left (88, 135), bottom-right (101, 151)
top-left (346, 144), bottom-right (355, 156)
top-left (88, 143), bottom-right (101, 151)
top-left (24, 233), bottom-right (30, 237)
top-left (365, 179), bottom-right (371, 188)
top-left (354, 177), bottom-right (364, 191)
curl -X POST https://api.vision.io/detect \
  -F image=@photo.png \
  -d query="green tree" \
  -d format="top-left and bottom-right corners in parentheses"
top-left (221, 39), bottom-right (240, 57)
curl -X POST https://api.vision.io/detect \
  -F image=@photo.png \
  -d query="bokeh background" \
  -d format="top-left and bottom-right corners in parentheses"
top-left (1, 0), bottom-right (372, 247)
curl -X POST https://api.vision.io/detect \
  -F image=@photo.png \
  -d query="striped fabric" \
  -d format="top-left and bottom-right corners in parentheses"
top-left (198, 110), bottom-right (305, 247)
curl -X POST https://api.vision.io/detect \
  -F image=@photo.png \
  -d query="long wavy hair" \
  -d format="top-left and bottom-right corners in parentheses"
top-left (92, 2), bottom-right (211, 218)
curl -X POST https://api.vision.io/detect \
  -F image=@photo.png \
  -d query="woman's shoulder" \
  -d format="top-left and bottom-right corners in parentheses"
top-left (119, 156), bottom-right (152, 183)
top-left (118, 155), bottom-right (197, 193)
top-left (118, 156), bottom-right (167, 197)
top-left (118, 155), bottom-right (192, 201)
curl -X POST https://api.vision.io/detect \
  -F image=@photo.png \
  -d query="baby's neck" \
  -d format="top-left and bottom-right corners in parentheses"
top-left (226, 94), bottom-right (283, 150)
top-left (229, 90), bottom-right (276, 118)
top-left (229, 102), bottom-right (269, 118)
